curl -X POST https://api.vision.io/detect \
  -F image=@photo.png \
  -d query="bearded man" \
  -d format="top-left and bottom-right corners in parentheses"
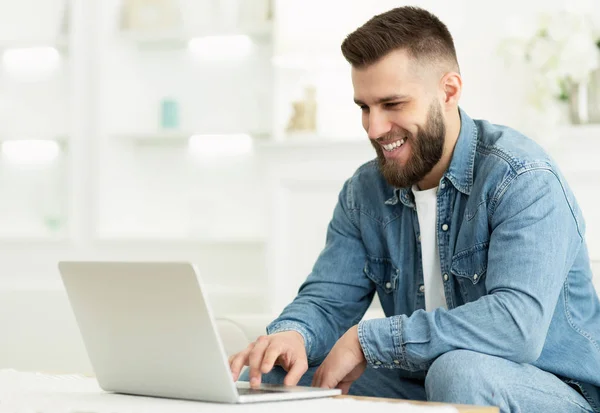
top-left (230, 6), bottom-right (600, 413)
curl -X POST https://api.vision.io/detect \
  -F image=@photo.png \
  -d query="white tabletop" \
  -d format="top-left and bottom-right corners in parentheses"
top-left (0, 369), bottom-right (458, 413)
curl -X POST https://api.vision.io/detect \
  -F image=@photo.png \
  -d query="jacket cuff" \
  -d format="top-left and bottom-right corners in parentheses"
top-left (357, 316), bottom-right (406, 369)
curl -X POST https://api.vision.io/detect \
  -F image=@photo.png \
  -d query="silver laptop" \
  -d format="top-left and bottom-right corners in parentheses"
top-left (58, 261), bottom-right (341, 403)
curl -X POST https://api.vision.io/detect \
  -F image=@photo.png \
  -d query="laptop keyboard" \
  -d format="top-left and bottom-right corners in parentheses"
top-left (237, 387), bottom-right (284, 395)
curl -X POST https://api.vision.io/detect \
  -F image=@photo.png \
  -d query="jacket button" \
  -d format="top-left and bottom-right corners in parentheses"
top-left (442, 224), bottom-right (449, 231)
top-left (419, 285), bottom-right (425, 293)
top-left (385, 282), bottom-right (392, 289)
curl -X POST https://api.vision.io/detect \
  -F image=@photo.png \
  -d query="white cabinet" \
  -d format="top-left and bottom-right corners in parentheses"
top-left (93, 0), bottom-right (274, 243)
top-left (548, 126), bottom-right (600, 262)
top-left (0, 0), bottom-right (70, 241)
top-left (257, 139), bottom-right (374, 313)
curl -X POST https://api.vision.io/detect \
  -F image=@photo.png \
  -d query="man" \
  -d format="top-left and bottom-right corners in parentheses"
top-left (230, 6), bottom-right (600, 412)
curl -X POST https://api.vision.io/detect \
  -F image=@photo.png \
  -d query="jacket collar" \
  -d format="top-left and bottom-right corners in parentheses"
top-left (384, 107), bottom-right (477, 207)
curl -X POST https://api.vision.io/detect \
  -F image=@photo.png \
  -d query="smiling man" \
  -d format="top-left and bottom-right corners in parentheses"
top-left (230, 6), bottom-right (600, 412)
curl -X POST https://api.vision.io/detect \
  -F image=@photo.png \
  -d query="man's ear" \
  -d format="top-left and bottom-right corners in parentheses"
top-left (440, 72), bottom-right (462, 107)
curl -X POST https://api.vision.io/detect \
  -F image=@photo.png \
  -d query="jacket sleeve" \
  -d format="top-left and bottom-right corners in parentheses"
top-left (267, 178), bottom-right (376, 364)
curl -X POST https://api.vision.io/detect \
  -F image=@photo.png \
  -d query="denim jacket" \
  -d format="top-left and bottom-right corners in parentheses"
top-left (267, 108), bottom-right (600, 410)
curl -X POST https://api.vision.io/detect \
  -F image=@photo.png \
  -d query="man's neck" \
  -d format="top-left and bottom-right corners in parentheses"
top-left (417, 108), bottom-right (461, 190)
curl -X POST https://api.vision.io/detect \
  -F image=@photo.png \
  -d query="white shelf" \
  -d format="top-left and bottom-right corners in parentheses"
top-left (120, 22), bottom-right (273, 49)
top-left (0, 235), bottom-right (69, 246)
top-left (112, 124), bottom-right (598, 150)
top-left (0, 34), bottom-right (69, 53)
top-left (113, 131), bottom-right (192, 146)
top-left (256, 136), bottom-right (372, 153)
top-left (0, 135), bottom-right (68, 142)
top-left (120, 28), bottom-right (188, 49)
top-left (560, 124), bottom-right (600, 142)
top-left (550, 124), bottom-right (600, 154)
top-left (542, 124), bottom-right (600, 176)
top-left (0, 136), bottom-right (69, 155)
top-left (113, 131), bottom-right (271, 146)
top-left (92, 235), bottom-right (266, 246)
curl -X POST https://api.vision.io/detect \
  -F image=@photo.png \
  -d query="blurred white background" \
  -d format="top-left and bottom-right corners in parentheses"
top-left (0, 0), bottom-right (599, 374)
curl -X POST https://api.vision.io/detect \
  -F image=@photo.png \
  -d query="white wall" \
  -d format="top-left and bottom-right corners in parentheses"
top-left (0, 0), bottom-right (598, 374)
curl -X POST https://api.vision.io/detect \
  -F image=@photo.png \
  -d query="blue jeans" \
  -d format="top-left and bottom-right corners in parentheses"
top-left (240, 350), bottom-right (595, 413)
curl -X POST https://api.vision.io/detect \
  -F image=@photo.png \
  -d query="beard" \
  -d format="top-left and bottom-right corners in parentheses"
top-left (370, 100), bottom-right (446, 189)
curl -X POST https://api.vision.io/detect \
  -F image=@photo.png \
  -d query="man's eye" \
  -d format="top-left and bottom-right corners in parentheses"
top-left (360, 105), bottom-right (369, 112)
top-left (385, 102), bottom-right (401, 108)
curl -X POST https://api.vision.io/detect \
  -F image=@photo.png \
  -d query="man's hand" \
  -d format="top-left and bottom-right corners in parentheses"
top-left (312, 325), bottom-right (366, 394)
top-left (228, 331), bottom-right (308, 388)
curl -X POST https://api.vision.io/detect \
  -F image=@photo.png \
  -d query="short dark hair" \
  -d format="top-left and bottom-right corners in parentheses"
top-left (341, 6), bottom-right (459, 73)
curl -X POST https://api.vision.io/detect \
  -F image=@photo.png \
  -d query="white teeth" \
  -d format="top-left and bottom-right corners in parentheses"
top-left (382, 138), bottom-right (406, 152)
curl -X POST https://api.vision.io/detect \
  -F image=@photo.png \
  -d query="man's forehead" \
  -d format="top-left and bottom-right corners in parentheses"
top-left (352, 69), bottom-right (418, 103)
top-left (350, 51), bottom-right (429, 102)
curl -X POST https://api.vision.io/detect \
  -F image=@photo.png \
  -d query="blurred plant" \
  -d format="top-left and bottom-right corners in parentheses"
top-left (499, 8), bottom-right (600, 111)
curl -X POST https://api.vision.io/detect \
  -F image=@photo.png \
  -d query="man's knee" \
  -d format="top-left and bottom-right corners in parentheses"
top-left (425, 350), bottom-right (494, 403)
top-left (425, 350), bottom-right (595, 412)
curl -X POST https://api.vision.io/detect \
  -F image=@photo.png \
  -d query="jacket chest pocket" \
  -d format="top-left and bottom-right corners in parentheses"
top-left (364, 256), bottom-right (399, 310)
top-left (450, 244), bottom-right (488, 302)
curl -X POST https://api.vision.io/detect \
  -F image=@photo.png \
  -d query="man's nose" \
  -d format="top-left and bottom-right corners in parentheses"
top-left (367, 110), bottom-right (392, 141)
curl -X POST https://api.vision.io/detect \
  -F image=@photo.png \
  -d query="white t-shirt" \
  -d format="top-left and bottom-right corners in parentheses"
top-left (412, 185), bottom-right (447, 312)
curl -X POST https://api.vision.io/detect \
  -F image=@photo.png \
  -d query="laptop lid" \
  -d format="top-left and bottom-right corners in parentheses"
top-left (58, 261), bottom-right (239, 403)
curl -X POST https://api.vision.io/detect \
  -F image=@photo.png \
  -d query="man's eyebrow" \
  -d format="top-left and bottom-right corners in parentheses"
top-left (353, 95), bottom-right (410, 105)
